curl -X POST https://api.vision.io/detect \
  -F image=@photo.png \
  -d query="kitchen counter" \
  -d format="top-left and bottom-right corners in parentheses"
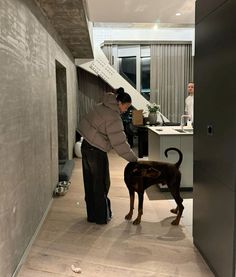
top-left (148, 126), bottom-right (193, 189)
top-left (148, 125), bottom-right (193, 136)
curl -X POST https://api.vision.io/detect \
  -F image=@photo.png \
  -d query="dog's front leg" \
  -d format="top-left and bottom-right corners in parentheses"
top-left (133, 192), bottom-right (143, 225)
top-left (125, 189), bottom-right (134, 220)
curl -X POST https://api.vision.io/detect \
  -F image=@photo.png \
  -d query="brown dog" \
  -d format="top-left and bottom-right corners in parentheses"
top-left (124, 147), bottom-right (184, 225)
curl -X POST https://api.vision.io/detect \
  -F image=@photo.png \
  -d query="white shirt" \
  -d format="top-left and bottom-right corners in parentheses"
top-left (185, 95), bottom-right (194, 121)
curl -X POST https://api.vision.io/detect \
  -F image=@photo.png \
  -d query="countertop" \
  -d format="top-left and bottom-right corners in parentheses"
top-left (148, 126), bottom-right (194, 136)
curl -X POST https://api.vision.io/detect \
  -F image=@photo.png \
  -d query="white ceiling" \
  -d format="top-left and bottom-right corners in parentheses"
top-left (85, 0), bottom-right (195, 26)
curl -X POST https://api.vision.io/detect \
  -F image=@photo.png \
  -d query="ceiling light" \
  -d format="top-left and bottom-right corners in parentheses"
top-left (176, 12), bottom-right (181, 16)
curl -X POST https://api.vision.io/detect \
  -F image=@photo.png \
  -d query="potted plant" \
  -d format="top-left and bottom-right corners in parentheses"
top-left (147, 103), bottom-right (160, 124)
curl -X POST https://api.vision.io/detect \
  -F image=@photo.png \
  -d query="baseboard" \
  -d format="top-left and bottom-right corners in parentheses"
top-left (12, 198), bottom-right (54, 277)
top-left (157, 184), bottom-right (193, 192)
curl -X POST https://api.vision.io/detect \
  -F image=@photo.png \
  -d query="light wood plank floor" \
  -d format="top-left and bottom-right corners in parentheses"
top-left (18, 150), bottom-right (213, 277)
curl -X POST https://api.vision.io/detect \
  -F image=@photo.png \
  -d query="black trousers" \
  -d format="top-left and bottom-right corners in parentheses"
top-left (81, 140), bottom-right (111, 224)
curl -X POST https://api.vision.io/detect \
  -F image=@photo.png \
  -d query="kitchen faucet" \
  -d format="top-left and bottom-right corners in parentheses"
top-left (180, 115), bottom-right (191, 130)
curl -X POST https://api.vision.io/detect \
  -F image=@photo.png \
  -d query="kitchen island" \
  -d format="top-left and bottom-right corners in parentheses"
top-left (148, 126), bottom-right (193, 189)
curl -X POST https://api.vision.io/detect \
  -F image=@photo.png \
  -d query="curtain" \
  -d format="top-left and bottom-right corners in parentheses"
top-left (150, 43), bottom-right (194, 122)
top-left (101, 44), bottom-right (113, 65)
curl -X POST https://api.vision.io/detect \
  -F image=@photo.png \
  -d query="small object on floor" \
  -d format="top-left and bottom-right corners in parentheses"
top-left (74, 138), bottom-right (83, 158)
top-left (53, 181), bottom-right (71, 196)
top-left (71, 264), bottom-right (82, 273)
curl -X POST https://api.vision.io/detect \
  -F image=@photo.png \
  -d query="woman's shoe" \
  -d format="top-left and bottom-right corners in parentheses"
top-left (87, 218), bottom-right (95, 223)
top-left (95, 220), bottom-right (107, 225)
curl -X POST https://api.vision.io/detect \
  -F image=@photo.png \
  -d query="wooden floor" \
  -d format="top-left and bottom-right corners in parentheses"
top-left (17, 150), bottom-right (213, 277)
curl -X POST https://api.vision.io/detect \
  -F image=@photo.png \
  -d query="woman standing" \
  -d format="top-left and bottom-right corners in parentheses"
top-left (78, 88), bottom-right (137, 224)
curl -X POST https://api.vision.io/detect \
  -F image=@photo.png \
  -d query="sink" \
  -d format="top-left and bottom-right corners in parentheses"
top-left (174, 129), bottom-right (185, 133)
top-left (184, 129), bottom-right (193, 133)
top-left (174, 128), bottom-right (193, 133)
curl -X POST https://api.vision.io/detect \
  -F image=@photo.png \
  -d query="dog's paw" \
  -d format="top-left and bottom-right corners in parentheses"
top-left (133, 218), bottom-right (141, 225)
top-left (170, 208), bottom-right (178, 214)
top-left (125, 213), bottom-right (133, 220)
top-left (171, 219), bottom-right (180, 225)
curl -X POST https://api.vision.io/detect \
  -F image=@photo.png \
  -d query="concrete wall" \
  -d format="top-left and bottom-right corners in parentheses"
top-left (0, 0), bottom-right (78, 276)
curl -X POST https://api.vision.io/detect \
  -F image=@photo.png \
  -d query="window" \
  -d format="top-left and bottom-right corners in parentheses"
top-left (118, 56), bottom-right (136, 88)
top-left (113, 45), bottom-right (151, 94)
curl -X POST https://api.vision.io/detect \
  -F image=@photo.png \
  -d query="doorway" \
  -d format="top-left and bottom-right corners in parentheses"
top-left (55, 60), bottom-right (68, 161)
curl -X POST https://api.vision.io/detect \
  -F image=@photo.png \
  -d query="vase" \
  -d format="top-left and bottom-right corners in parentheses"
top-left (148, 112), bottom-right (158, 125)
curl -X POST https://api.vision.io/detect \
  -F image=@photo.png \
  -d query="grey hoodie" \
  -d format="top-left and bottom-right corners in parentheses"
top-left (78, 93), bottom-right (137, 162)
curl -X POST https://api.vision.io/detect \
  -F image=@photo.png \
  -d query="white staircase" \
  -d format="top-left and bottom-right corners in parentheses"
top-left (75, 50), bottom-right (168, 122)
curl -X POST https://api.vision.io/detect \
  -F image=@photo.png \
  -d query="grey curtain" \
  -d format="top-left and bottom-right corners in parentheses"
top-left (150, 43), bottom-right (194, 122)
top-left (101, 44), bottom-right (113, 65)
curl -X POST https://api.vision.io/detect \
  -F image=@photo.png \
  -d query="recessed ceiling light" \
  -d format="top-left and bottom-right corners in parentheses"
top-left (176, 12), bottom-right (181, 16)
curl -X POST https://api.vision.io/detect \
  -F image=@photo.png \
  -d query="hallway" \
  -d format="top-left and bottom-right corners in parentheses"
top-left (17, 151), bottom-right (213, 277)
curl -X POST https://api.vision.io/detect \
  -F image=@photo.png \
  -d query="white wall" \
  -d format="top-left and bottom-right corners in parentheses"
top-left (92, 26), bottom-right (195, 55)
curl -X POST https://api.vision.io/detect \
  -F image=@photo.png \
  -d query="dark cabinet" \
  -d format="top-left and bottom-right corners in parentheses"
top-left (194, 1), bottom-right (236, 277)
top-left (137, 126), bottom-right (148, 158)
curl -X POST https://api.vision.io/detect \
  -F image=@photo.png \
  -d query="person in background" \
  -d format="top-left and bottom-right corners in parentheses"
top-left (185, 82), bottom-right (194, 122)
top-left (78, 87), bottom-right (138, 225)
top-left (121, 106), bottom-right (134, 147)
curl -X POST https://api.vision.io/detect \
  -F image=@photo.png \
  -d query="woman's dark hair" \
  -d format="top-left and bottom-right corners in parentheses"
top-left (116, 87), bottom-right (132, 104)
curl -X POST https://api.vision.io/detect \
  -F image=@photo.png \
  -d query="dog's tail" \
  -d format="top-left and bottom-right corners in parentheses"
top-left (164, 147), bottom-right (183, 168)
